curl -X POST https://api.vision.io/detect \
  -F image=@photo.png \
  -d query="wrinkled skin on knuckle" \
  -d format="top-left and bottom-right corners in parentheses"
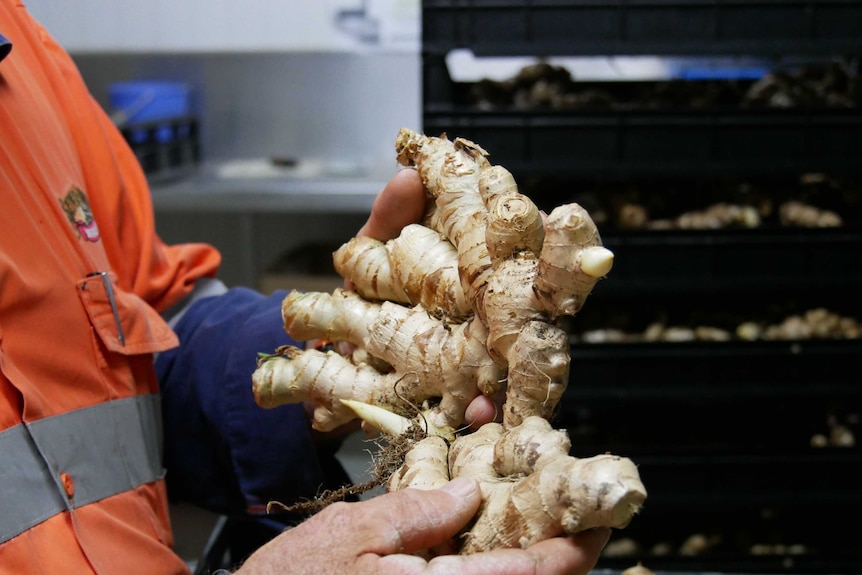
top-left (339, 499), bottom-right (411, 554)
top-left (384, 488), bottom-right (453, 549)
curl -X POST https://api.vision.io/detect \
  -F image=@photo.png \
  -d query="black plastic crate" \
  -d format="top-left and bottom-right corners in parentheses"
top-left (557, 338), bottom-right (862, 574)
top-left (584, 449), bottom-right (862, 574)
top-left (593, 489), bottom-right (862, 574)
top-left (589, 228), bottom-right (862, 295)
top-left (423, 109), bottom-right (862, 178)
top-left (421, 51), bottom-right (862, 178)
top-left (565, 340), bottom-right (862, 401)
top-left (422, 5), bottom-right (862, 572)
top-left (423, 0), bottom-right (862, 57)
top-left (558, 339), bottom-right (862, 447)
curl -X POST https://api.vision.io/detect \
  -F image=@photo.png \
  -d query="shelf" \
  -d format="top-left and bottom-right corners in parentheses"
top-left (423, 0), bottom-right (862, 57)
top-left (564, 339), bottom-right (862, 401)
top-left (149, 169), bottom-right (386, 215)
top-left (591, 228), bottom-right (862, 295)
top-left (586, 450), bottom-right (862, 574)
top-left (423, 109), bottom-right (862, 178)
top-left (559, 339), bottom-right (861, 453)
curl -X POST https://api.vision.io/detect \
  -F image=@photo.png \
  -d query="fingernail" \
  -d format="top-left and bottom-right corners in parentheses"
top-left (442, 477), bottom-right (477, 498)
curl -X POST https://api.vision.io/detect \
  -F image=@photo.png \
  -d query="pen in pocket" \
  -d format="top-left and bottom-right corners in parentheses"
top-left (87, 271), bottom-right (125, 346)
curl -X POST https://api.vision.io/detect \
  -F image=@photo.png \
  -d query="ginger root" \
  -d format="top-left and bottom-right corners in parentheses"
top-left (779, 200), bottom-right (842, 228)
top-left (648, 202), bottom-right (760, 230)
top-left (252, 128), bottom-right (645, 554)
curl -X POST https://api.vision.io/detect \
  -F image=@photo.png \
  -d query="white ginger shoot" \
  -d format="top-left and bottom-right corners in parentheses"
top-left (340, 399), bottom-right (414, 437)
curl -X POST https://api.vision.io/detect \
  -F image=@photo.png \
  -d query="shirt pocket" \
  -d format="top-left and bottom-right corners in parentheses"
top-left (77, 273), bottom-right (179, 355)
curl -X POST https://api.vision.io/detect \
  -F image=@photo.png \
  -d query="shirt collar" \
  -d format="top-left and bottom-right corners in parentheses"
top-left (0, 32), bottom-right (11, 63)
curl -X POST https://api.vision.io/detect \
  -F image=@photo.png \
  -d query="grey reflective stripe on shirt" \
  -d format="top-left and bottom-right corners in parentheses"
top-left (0, 394), bottom-right (164, 544)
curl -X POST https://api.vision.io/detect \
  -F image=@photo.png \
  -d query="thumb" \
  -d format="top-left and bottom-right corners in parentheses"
top-left (357, 168), bottom-right (427, 241)
top-left (359, 477), bottom-right (481, 555)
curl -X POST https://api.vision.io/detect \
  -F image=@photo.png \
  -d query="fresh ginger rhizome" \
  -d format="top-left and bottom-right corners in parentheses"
top-left (252, 128), bottom-right (646, 555)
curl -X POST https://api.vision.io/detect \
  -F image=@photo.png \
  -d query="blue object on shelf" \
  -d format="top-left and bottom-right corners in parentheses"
top-left (126, 124), bottom-right (177, 145)
top-left (677, 66), bottom-right (769, 80)
top-left (666, 57), bottom-right (770, 81)
top-left (109, 81), bottom-right (192, 126)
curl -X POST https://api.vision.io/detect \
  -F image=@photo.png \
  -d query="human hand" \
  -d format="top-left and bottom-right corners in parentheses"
top-left (355, 166), bottom-right (429, 242)
top-left (234, 477), bottom-right (610, 575)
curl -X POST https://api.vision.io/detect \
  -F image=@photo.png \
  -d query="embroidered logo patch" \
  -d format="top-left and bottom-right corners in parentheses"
top-left (59, 186), bottom-right (101, 242)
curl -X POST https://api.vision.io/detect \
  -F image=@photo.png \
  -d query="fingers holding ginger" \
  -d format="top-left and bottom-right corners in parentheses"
top-left (235, 477), bottom-right (610, 575)
top-left (357, 167), bottom-right (429, 242)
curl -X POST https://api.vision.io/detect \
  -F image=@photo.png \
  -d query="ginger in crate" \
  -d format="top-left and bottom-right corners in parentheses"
top-left (779, 200), bottom-right (843, 227)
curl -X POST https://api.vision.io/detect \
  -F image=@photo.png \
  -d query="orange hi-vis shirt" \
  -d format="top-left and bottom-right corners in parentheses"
top-left (0, 1), bottom-right (221, 573)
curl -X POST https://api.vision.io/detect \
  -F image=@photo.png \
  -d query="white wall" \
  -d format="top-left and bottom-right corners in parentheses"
top-left (50, 6), bottom-right (423, 288)
top-left (73, 51), bottom-right (421, 171)
top-left (21, 0), bottom-right (419, 53)
top-left (27, 0), bottom-right (423, 172)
